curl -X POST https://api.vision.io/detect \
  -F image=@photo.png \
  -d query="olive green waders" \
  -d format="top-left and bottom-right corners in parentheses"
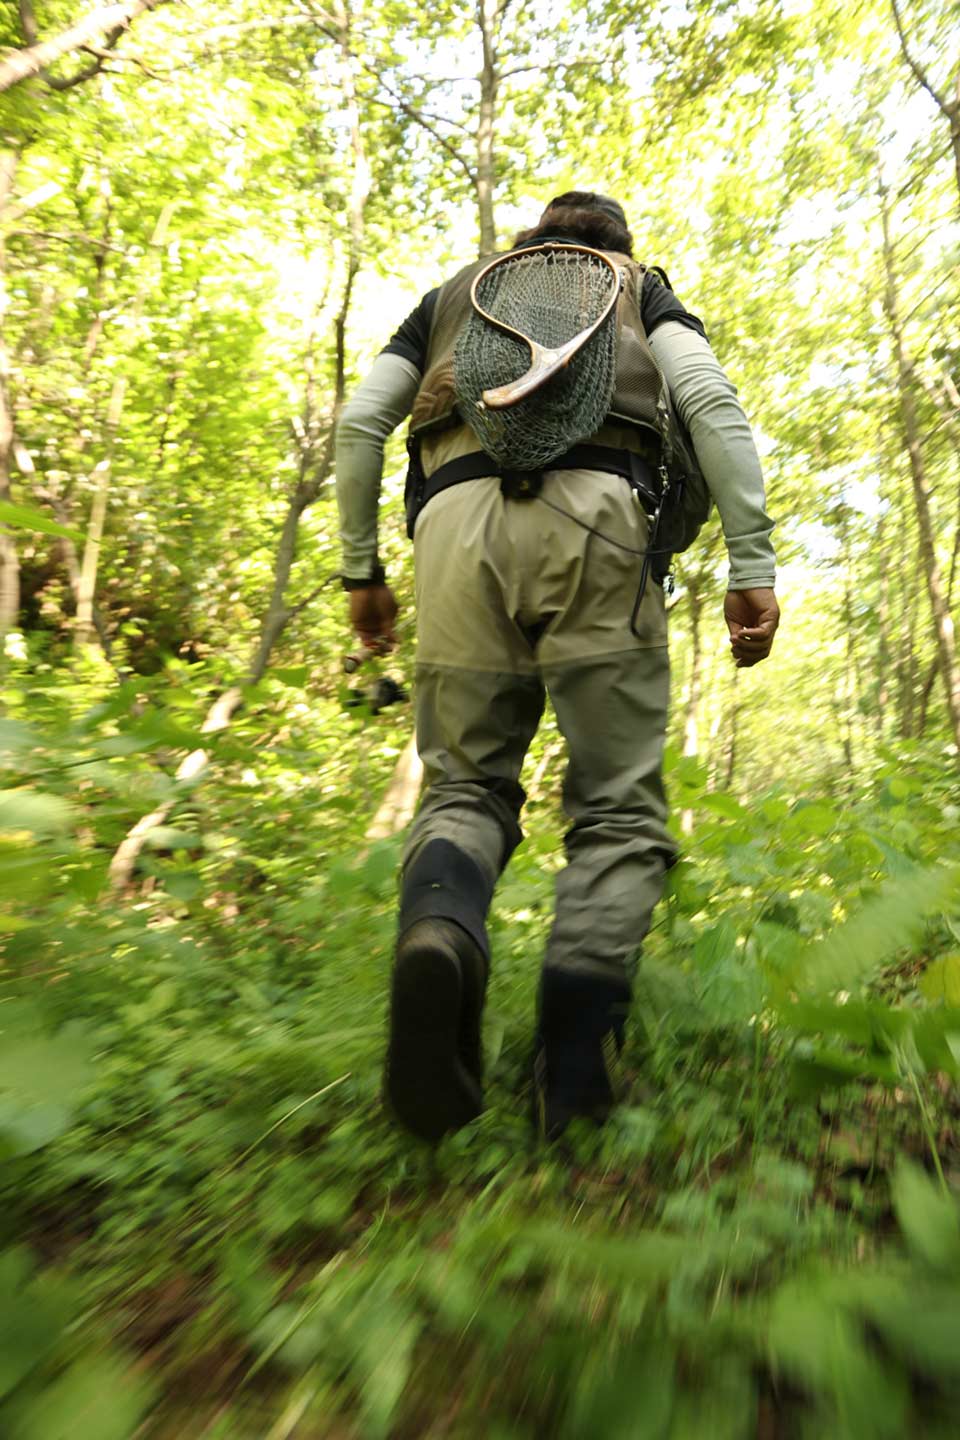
top-left (398, 464), bottom-right (676, 988)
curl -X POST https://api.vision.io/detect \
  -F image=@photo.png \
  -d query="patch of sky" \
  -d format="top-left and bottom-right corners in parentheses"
top-left (845, 476), bottom-right (887, 519)
top-left (656, 2), bottom-right (694, 34)
top-left (792, 519), bottom-right (841, 565)
top-left (779, 194), bottom-right (841, 246)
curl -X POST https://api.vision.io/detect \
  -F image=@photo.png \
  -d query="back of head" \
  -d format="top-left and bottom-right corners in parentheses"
top-left (511, 190), bottom-right (634, 257)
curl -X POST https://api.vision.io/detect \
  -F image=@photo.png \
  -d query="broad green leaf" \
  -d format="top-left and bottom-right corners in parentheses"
top-left (0, 1250), bottom-right (72, 1400)
top-left (274, 665), bottom-right (310, 687)
top-left (163, 869), bottom-right (202, 901)
top-left (0, 1098), bottom-right (73, 1159)
top-left (0, 500), bottom-right (86, 544)
top-left (782, 802), bottom-right (838, 839)
top-left (859, 1281), bottom-right (960, 1377)
top-left (920, 954), bottom-right (960, 1006)
top-left (0, 720), bottom-right (36, 764)
top-left (891, 1159), bottom-right (960, 1270)
top-left (8, 1351), bottom-right (152, 1440)
top-left (361, 843), bottom-right (399, 896)
top-left (787, 864), bottom-right (960, 996)
top-left (0, 1040), bottom-right (92, 1106)
top-left (0, 914), bottom-right (33, 932)
top-left (0, 851), bottom-right (53, 903)
top-left (779, 999), bottom-right (910, 1048)
top-left (667, 1359), bottom-right (756, 1440)
top-left (564, 1341), bottom-right (676, 1439)
top-left (766, 1282), bottom-right (908, 1437)
top-left (699, 792), bottom-right (751, 822)
top-left (0, 790), bottom-right (74, 837)
top-left (789, 1047), bottom-right (898, 1099)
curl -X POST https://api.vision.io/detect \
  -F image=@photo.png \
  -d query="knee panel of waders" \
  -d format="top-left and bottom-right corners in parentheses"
top-left (399, 839), bottom-right (495, 960)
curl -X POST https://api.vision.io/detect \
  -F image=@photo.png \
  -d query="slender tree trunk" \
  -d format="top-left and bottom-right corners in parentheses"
top-left (109, 4), bottom-right (371, 888)
top-left (723, 671), bottom-right (739, 788)
top-left (75, 201), bottom-right (175, 647)
top-left (680, 582), bottom-right (703, 835)
top-left (898, 553), bottom-right (918, 739)
top-left (366, 735), bottom-right (423, 841)
top-left (875, 511), bottom-right (890, 742)
top-left (879, 185), bottom-right (960, 747)
top-left (838, 503), bottom-right (860, 780)
top-left (0, 150), bottom-right (19, 644)
top-left (476, 0), bottom-right (498, 255)
top-left (0, 0), bottom-right (171, 93)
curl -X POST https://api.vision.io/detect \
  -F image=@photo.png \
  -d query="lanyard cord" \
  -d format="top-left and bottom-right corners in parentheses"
top-left (531, 491), bottom-right (673, 639)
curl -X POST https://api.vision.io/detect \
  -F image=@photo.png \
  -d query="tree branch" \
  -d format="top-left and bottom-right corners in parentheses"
top-left (18, 0), bottom-right (38, 44)
top-left (890, 0), bottom-right (950, 116)
top-left (0, 0), bottom-right (175, 95)
top-left (299, 0), bottom-right (476, 180)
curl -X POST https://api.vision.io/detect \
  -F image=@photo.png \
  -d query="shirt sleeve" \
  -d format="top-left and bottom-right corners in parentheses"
top-left (335, 351), bottom-right (421, 578)
top-left (648, 320), bottom-right (776, 590)
top-left (640, 269), bottom-right (707, 342)
top-left (380, 289), bottom-right (439, 372)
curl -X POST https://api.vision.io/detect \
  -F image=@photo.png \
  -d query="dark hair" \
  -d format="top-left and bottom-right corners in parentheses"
top-left (511, 190), bottom-right (634, 257)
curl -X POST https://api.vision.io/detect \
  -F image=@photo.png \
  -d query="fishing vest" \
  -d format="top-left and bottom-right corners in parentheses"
top-left (403, 248), bottom-right (712, 575)
top-left (409, 249), bottom-right (667, 459)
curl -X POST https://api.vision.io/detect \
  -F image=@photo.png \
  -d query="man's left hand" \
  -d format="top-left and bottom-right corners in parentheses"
top-left (349, 583), bottom-right (399, 655)
top-left (724, 587), bottom-right (779, 667)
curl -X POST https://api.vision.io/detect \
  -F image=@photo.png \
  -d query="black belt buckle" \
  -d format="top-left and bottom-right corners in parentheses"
top-left (500, 468), bottom-right (543, 500)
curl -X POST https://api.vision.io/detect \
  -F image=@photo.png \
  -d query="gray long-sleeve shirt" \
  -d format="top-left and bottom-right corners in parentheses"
top-left (336, 320), bottom-right (775, 590)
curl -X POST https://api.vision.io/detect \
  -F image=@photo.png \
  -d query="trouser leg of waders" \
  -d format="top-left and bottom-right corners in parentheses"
top-left (398, 664), bottom-right (546, 960)
top-left (387, 666), bottom-right (544, 1140)
top-left (533, 644), bottom-right (673, 1135)
top-left (542, 644), bottom-right (674, 988)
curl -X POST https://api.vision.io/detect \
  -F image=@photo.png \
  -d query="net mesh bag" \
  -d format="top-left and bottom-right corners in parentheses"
top-left (453, 247), bottom-right (620, 470)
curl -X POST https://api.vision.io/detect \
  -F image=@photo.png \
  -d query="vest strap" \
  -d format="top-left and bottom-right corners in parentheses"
top-left (411, 444), bottom-right (661, 530)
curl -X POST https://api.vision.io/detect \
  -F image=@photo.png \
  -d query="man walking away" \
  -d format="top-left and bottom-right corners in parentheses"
top-left (336, 191), bottom-right (779, 1141)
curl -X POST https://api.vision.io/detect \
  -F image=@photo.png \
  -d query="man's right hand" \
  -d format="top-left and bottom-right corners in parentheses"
top-left (723, 587), bottom-right (779, 667)
top-left (349, 583), bottom-right (399, 655)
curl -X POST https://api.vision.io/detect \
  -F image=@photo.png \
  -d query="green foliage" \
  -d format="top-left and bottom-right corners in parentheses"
top-left (2, 648), bottom-right (960, 1435)
top-left (2, 0), bottom-right (960, 1432)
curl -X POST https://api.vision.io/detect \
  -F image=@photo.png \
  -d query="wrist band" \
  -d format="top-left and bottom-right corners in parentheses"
top-left (342, 563), bottom-right (386, 592)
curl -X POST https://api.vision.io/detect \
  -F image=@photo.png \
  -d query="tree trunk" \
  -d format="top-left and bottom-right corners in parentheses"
top-left (875, 510), bottom-right (890, 742)
top-left (0, 0), bottom-right (171, 93)
top-left (75, 201), bottom-right (175, 647)
top-left (723, 671), bottom-right (739, 788)
top-left (109, 5), bottom-right (370, 889)
top-left (476, 0), bottom-right (498, 255)
top-left (897, 552), bottom-right (918, 739)
top-left (880, 184), bottom-right (960, 748)
top-left (680, 582), bottom-right (703, 835)
top-left (366, 735), bottom-right (423, 841)
top-left (0, 150), bottom-right (19, 645)
top-left (838, 502), bottom-right (860, 781)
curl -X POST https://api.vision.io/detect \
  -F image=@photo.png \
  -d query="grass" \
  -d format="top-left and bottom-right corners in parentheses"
top-left (2, 687), bottom-right (960, 1437)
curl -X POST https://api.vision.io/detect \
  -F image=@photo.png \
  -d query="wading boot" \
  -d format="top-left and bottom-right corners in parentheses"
top-left (385, 917), bottom-right (487, 1143)
top-left (533, 970), bottom-right (630, 1141)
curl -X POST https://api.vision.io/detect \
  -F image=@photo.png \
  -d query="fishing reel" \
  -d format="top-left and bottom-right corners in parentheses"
top-left (342, 649), bottom-right (408, 716)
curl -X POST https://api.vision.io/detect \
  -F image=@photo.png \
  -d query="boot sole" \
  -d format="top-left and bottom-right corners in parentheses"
top-left (386, 935), bottom-right (483, 1143)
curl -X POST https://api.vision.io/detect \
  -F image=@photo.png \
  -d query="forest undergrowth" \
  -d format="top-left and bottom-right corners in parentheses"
top-left (2, 651), bottom-right (960, 1440)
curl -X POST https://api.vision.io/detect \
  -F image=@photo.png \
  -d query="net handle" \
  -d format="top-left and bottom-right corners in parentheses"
top-left (469, 243), bottom-right (623, 411)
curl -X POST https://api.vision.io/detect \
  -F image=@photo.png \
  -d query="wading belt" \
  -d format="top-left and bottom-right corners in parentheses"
top-left (407, 442), bottom-right (662, 532)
